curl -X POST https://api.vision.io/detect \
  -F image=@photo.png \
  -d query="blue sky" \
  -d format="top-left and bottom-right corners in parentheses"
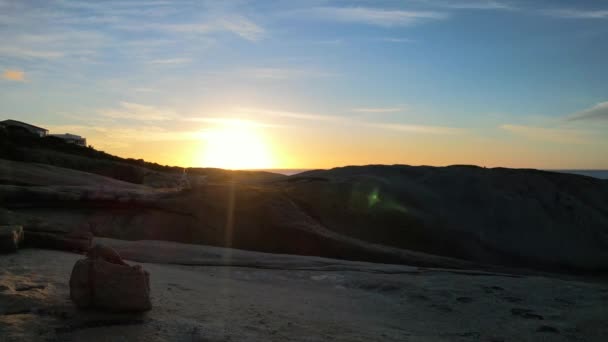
top-left (1, 0), bottom-right (607, 168)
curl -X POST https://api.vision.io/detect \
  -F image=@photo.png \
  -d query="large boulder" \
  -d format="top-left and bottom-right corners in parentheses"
top-left (0, 225), bottom-right (24, 253)
top-left (69, 244), bottom-right (151, 312)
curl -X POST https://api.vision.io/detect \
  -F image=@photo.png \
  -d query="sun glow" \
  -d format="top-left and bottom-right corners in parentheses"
top-left (198, 120), bottom-right (274, 169)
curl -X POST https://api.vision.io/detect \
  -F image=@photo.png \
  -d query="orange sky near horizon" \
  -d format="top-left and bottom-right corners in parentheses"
top-left (3, 1), bottom-right (608, 171)
top-left (62, 118), bottom-right (607, 171)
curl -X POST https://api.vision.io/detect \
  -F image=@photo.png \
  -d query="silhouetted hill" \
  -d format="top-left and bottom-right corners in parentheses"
top-left (0, 126), bottom-right (284, 186)
top-left (283, 165), bottom-right (608, 271)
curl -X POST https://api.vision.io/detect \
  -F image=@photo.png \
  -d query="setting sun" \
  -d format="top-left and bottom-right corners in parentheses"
top-left (198, 120), bottom-right (274, 169)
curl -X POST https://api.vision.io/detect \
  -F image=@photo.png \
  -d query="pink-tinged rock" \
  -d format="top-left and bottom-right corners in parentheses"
top-left (69, 245), bottom-right (151, 312)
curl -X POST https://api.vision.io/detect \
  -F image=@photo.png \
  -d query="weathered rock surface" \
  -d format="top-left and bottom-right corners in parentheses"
top-left (2, 246), bottom-right (607, 342)
top-left (284, 165), bottom-right (608, 272)
top-left (0, 225), bottom-right (23, 253)
top-left (22, 222), bottom-right (92, 252)
top-left (69, 245), bottom-right (151, 312)
top-left (26, 231), bottom-right (92, 252)
top-left (3, 158), bottom-right (608, 273)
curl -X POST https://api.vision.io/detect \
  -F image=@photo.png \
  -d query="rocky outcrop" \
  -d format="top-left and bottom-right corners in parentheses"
top-left (69, 244), bottom-right (151, 312)
top-left (285, 165), bottom-right (608, 272)
top-left (0, 225), bottom-right (23, 253)
top-left (86, 244), bottom-right (127, 265)
top-left (25, 231), bottom-right (92, 252)
top-left (3, 158), bottom-right (608, 273)
top-left (22, 222), bottom-right (92, 252)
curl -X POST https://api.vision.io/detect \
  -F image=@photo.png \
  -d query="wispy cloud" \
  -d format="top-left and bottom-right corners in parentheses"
top-left (236, 107), bottom-right (344, 122)
top-left (238, 67), bottom-right (334, 80)
top-left (132, 87), bottom-right (157, 93)
top-left (380, 37), bottom-right (415, 43)
top-left (544, 9), bottom-right (608, 19)
top-left (311, 39), bottom-right (344, 45)
top-left (0, 46), bottom-right (64, 59)
top-left (99, 102), bottom-right (177, 121)
top-left (437, 0), bottom-right (514, 10)
top-left (370, 122), bottom-right (462, 134)
top-left (0, 1), bottom-right (264, 67)
top-left (148, 58), bottom-right (192, 65)
top-left (236, 107), bottom-right (460, 134)
top-left (118, 16), bottom-right (265, 41)
top-left (2, 69), bottom-right (25, 81)
top-left (566, 101), bottom-right (608, 122)
top-left (183, 117), bottom-right (283, 128)
top-left (304, 7), bottom-right (448, 27)
top-left (0, 32), bottom-right (106, 60)
top-left (353, 107), bottom-right (405, 113)
top-left (215, 16), bottom-right (266, 41)
top-left (44, 124), bottom-right (206, 146)
top-left (500, 124), bottom-right (592, 144)
top-left (46, 115), bottom-right (282, 147)
top-left (106, 126), bottom-right (207, 142)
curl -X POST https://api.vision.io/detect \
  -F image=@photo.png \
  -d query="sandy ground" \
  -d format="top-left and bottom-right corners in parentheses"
top-left (1, 241), bottom-right (607, 341)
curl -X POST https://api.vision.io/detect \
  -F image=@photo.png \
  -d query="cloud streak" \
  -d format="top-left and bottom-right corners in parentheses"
top-left (370, 122), bottom-right (462, 134)
top-left (353, 107), bottom-right (405, 113)
top-left (2, 69), bottom-right (25, 81)
top-left (236, 107), bottom-right (461, 134)
top-left (50, 124), bottom-right (207, 144)
top-left (380, 37), bottom-right (415, 43)
top-left (0, 1), bottom-right (264, 66)
top-left (0, 31), bottom-right (106, 61)
top-left (148, 58), bottom-right (192, 65)
top-left (238, 67), bottom-right (334, 80)
top-left (236, 108), bottom-right (343, 122)
top-left (183, 117), bottom-right (283, 129)
top-left (438, 0), bottom-right (515, 10)
top-left (544, 9), bottom-right (608, 19)
top-left (566, 101), bottom-right (608, 122)
top-left (99, 102), bottom-right (177, 121)
top-left (117, 16), bottom-right (265, 41)
top-left (304, 7), bottom-right (448, 27)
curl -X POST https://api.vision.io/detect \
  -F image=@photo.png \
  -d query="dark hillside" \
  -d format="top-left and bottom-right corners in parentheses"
top-left (2, 130), bottom-right (607, 273)
top-left (0, 127), bottom-right (284, 186)
top-left (282, 165), bottom-right (608, 272)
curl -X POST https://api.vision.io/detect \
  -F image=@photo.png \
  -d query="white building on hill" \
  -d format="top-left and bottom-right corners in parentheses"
top-left (2, 119), bottom-right (87, 146)
top-left (49, 133), bottom-right (87, 146)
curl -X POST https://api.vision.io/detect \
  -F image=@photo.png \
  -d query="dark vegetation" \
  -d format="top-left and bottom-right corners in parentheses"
top-left (0, 126), bottom-right (282, 185)
top-left (0, 126), bottom-right (177, 183)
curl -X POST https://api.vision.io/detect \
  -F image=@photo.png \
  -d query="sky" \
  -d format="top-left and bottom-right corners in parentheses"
top-left (1, 0), bottom-right (607, 169)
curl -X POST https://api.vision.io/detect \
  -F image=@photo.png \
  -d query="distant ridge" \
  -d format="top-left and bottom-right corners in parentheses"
top-left (253, 169), bottom-right (313, 176)
top-left (553, 170), bottom-right (608, 179)
top-left (262, 168), bottom-right (608, 179)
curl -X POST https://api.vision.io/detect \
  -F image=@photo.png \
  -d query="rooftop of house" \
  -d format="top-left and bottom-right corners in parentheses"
top-left (0, 119), bottom-right (49, 132)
